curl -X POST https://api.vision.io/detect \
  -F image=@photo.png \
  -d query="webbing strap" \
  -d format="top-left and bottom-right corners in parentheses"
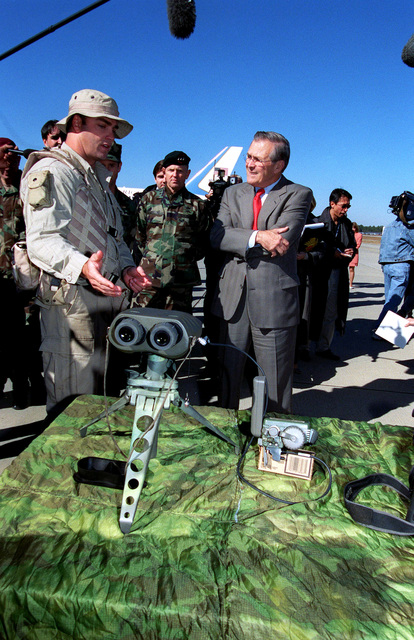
top-left (344, 470), bottom-right (414, 535)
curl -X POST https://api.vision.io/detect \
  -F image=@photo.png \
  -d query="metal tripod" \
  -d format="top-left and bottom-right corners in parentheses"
top-left (80, 354), bottom-right (239, 534)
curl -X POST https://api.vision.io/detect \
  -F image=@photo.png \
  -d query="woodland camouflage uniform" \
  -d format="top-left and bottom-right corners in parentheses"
top-left (0, 171), bottom-right (31, 403)
top-left (0, 170), bottom-right (24, 278)
top-left (134, 186), bottom-right (210, 313)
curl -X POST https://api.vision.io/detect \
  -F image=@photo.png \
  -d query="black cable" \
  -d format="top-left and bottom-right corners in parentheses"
top-left (202, 337), bottom-right (332, 504)
top-left (205, 340), bottom-right (269, 415)
top-left (101, 332), bottom-right (332, 504)
top-left (236, 436), bottom-right (332, 505)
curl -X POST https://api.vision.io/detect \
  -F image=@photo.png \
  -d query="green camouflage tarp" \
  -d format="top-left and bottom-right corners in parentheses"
top-left (0, 395), bottom-right (414, 639)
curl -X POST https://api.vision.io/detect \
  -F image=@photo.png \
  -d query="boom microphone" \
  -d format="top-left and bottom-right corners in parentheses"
top-left (167, 0), bottom-right (196, 39)
top-left (402, 33), bottom-right (414, 67)
top-left (7, 148), bottom-right (36, 159)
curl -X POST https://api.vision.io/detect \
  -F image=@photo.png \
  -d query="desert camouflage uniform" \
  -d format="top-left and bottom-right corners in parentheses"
top-left (21, 144), bottom-right (136, 412)
top-left (133, 186), bottom-right (210, 313)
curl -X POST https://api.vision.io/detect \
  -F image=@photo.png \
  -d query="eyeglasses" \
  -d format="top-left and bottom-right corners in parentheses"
top-left (245, 153), bottom-right (274, 167)
top-left (50, 134), bottom-right (62, 140)
top-left (339, 204), bottom-right (351, 209)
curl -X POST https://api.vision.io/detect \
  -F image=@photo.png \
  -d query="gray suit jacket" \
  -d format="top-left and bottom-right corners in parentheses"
top-left (210, 175), bottom-right (313, 328)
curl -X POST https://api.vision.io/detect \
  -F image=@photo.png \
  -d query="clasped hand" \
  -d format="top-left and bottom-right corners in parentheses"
top-left (256, 227), bottom-right (289, 257)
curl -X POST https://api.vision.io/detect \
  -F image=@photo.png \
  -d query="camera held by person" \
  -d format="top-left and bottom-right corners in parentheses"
top-left (389, 191), bottom-right (414, 227)
top-left (205, 169), bottom-right (242, 220)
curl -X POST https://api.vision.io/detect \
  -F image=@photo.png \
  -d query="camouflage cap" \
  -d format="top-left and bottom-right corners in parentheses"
top-left (57, 89), bottom-right (133, 139)
top-left (106, 142), bottom-right (122, 163)
top-left (163, 151), bottom-right (191, 168)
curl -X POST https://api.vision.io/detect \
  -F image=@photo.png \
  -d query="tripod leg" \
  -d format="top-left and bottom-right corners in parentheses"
top-left (119, 395), bottom-right (164, 534)
top-left (79, 394), bottom-right (130, 438)
top-left (175, 398), bottom-right (239, 453)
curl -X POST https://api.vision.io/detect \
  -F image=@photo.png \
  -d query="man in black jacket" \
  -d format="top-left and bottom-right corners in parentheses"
top-left (310, 188), bottom-right (356, 361)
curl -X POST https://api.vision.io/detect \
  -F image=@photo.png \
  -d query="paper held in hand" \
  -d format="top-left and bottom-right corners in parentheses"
top-left (375, 310), bottom-right (414, 348)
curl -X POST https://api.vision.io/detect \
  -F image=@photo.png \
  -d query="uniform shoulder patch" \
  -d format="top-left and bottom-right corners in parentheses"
top-left (27, 169), bottom-right (52, 209)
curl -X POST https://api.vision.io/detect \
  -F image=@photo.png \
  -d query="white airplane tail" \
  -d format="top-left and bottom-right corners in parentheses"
top-left (186, 146), bottom-right (243, 193)
top-left (118, 146), bottom-right (243, 198)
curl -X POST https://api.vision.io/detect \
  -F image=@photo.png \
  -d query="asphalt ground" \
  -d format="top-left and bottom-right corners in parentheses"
top-left (290, 236), bottom-right (414, 426)
top-left (1, 235), bottom-right (413, 474)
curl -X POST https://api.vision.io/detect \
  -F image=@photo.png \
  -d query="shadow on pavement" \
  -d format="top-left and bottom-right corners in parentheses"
top-left (0, 420), bottom-right (47, 459)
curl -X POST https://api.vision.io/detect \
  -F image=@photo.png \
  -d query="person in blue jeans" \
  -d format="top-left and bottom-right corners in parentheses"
top-left (374, 217), bottom-right (414, 332)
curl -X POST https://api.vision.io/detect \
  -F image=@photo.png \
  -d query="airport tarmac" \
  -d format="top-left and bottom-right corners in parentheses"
top-left (1, 235), bottom-right (413, 474)
top-left (290, 236), bottom-right (414, 426)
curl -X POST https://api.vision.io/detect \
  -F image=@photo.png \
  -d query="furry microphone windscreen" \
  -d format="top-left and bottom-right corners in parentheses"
top-left (167, 0), bottom-right (196, 39)
top-left (402, 33), bottom-right (414, 67)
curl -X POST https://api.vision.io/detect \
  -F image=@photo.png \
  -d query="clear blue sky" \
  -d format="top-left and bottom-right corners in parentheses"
top-left (1, 0), bottom-right (414, 226)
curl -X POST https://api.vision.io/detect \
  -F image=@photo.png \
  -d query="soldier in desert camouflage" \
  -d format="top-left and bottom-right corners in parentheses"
top-left (20, 90), bottom-right (150, 413)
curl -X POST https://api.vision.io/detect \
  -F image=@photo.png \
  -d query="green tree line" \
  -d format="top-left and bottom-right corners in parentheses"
top-left (359, 225), bottom-right (383, 234)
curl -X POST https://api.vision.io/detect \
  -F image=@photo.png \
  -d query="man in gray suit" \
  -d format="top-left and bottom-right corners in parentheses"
top-left (210, 131), bottom-right (313, 413)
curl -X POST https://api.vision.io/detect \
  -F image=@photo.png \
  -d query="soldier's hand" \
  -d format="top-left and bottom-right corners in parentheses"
top-left (122, 266), bottom-right (151, 293)
top-left (256, 227), bottom-right (289, 257)
top-left (81, 251), bottom-right (124, 296)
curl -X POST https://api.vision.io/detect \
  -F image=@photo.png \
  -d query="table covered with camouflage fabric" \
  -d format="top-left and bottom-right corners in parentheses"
top-left (0, 395), bottom-right (413, 639)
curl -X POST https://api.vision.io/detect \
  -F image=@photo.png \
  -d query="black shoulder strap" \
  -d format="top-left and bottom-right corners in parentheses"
top-left (344, 468), bottom-right (414, 535)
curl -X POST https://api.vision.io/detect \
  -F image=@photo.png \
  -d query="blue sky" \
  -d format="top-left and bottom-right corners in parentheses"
top-left (1, 0), bottom-right (414, 226)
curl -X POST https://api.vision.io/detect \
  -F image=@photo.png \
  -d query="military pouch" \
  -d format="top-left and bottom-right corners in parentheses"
top-left (36, 275), bottom-right (73, 308)
top-left (27, 170), bottom-right (52, 209)
top-left (12, 241), bottom-right (41, 290)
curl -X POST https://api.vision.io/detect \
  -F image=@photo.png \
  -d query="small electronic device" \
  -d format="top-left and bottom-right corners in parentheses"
top-left (258, 446), bottom-right (315, 481)
top-left (258, 418), bottom-right (318, 480)
top-left (241, 378), bottom-right (330, 499)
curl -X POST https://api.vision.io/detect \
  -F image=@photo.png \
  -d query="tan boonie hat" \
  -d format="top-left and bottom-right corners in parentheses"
top-left (57, 89), bottom-right (133, 139)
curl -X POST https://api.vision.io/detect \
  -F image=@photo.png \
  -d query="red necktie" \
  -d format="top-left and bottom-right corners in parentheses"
top-left (252, 188), bottom-right (265, 230)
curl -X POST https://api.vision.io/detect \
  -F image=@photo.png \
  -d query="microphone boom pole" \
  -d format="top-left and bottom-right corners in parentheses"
top-left (0, 0), bottom-right (111, 62)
